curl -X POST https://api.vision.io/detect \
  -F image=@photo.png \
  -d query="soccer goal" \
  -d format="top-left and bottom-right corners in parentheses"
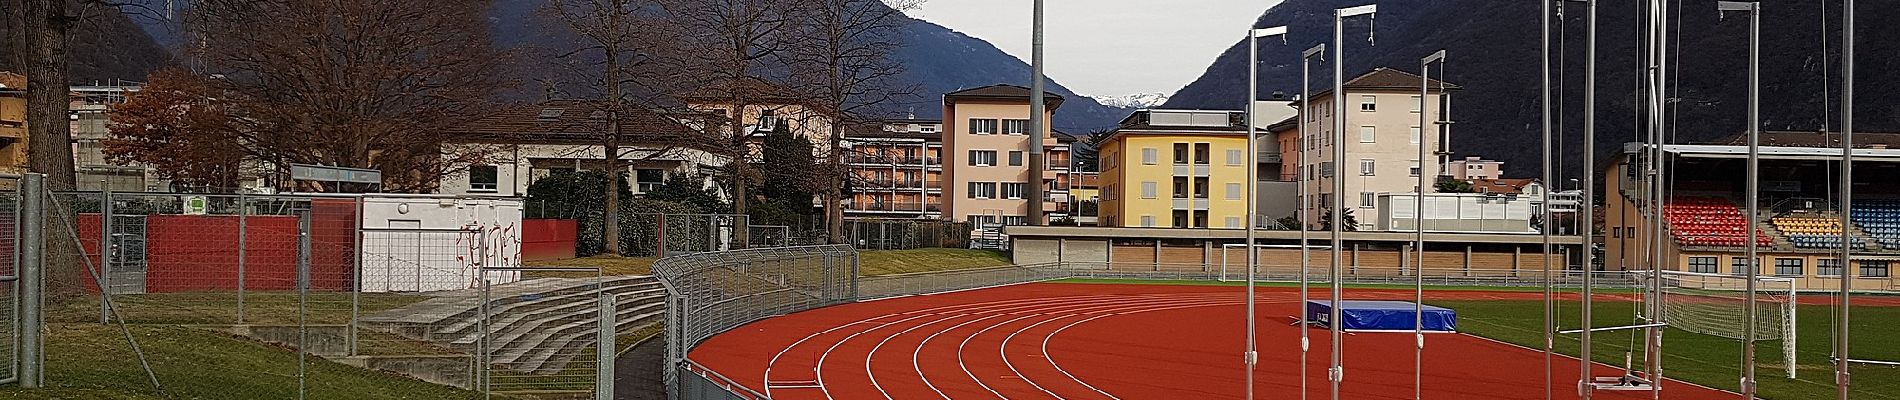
top-left (1653, 270), bottom-right (1798, 379)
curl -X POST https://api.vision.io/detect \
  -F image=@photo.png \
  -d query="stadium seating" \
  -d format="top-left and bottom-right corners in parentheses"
top-left (1663, 197), bottom-right (1773, 247)
top-left (1851, 200), bottom-right (1900, 249)
top-left (1774, 216), bottom-right (1868, 249)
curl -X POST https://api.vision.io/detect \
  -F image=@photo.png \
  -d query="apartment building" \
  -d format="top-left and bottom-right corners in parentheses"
top-left (1096, 109), bottom-right (1254, 229)
top-left (70, 83), bottom-right (155, 191)
top-left (1446, 156), bottom-right (1505, 180)
top-left (840, 118), bottom-right (946, 219)
top-left (941, 85), bottom-right (1073, 226)
top-left (1280, 68), bottom-right (1459, 230)
top-left (0, 72), bottom-right (25, 174)
top-left (676, 77), bottom-right (835, 161)
top-left (438, 100), bottom-right (728, 198)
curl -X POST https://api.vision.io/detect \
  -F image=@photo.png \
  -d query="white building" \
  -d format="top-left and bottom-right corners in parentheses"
top-left (438, 100), bottom-right (731, 199)
top-left (1286, 68), bottom-right (1460, 230)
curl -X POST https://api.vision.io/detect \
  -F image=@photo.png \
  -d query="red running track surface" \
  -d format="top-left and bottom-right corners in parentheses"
top-left (690, 283), bottom-right (1735, 399)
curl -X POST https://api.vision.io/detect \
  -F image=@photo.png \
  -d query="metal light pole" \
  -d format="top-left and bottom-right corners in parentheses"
top-left (1330, 5), bottom-right (1376, 400)
top-left (1715, 2), bottom-right (1761, 396)
top-left (1540, 1), bottom-right (1555, 398)
top-left (1027, 0), bottom-right (1047, 225)
top-left (1579, 0), bottom-right (1598, 397)
top-left (1244, 25), bottom-right (1289, 400)
top-left (1836, 1), bottom-right (1856, 398)
top-left (1298, 42), bottom-right (1325, 400)
top-left (1417, 49), bottom-right (1447, 400)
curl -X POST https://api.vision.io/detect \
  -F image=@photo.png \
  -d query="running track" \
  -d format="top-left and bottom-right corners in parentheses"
top-left (690, 283), bottom-right (1738, 399)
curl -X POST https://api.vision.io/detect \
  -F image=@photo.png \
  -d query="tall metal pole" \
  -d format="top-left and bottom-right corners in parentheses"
top-left (1540, 0), bottom-right (1555, 397)
top-left (1836, 1), bottom-right (1856, 398)
top-left (1644, 2), bottom-right (1670, 395)
top-left (19, 174), bottom-right (44, 388)
top-left (1331, 6), bottom-right (1376, 400)
top-left (1716, 3), bottom-right (1762, 397)
top-left (1417, 49), bottom-right (1446, 400)
top-left (1579, 0), bottom-right (1598, 397)
top-left (1026, 0), bottom-right (1046, 225)
top-left (1243, 27), bottom-right (1287, 400)
top-left (1299, 42), bottom-right (1324, 400)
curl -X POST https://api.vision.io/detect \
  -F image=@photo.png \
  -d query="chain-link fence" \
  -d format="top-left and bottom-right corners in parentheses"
top-left (652, 245), bottom-right (857, 399)
top-left (15, 189), bottom-right (638, 399)
top-left (0, 175), bottom-right (21, 385)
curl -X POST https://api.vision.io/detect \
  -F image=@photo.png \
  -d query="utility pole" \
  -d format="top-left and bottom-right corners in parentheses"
top-left (1026, 0), bottom-right (1047, 225)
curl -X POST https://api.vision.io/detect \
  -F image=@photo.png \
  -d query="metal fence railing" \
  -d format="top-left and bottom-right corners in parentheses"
top-left (652, 245), bottom-right (857, 399)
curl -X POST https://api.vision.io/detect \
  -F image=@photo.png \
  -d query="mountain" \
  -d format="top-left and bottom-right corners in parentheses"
top-left (1165, 0), bottom-right (1900, 180)
top-left (882, 13), bottom-right (1126, 133)
top-left (1096, 93), bottom-right (1171, 110)
top-left (0, 8), bottom-right (170, 83)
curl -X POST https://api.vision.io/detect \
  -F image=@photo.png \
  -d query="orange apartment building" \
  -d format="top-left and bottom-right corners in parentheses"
top-left (940, 85), bottom-right (1075, 226)
top-left (841, 118), bottom-right (947, 219)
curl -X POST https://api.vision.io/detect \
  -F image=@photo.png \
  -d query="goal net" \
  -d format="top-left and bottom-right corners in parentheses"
top-left (1653, 270), bottom-right (1797, 378)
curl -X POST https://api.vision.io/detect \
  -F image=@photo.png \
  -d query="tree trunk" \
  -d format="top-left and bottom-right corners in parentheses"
top-left (19, 0), bottom-right (77, 189)
top-left (603, 140), bottom-right (622, 256)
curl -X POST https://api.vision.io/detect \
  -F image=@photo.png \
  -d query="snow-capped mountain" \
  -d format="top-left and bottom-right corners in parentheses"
top-left (1095, 92), bottom-right (1172, 110)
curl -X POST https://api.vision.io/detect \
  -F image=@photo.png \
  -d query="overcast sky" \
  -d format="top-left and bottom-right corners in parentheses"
top-left (909, 0), bottom-right (1284, 98)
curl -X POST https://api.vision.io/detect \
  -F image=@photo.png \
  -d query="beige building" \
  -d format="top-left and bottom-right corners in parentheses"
top-left (0, 72), bottom-right (25, 174)
top-left (840, 118), bottom-right (946, 219)
top-left (941, 85), bottom-right (1073, 226)
top-left (677, 78), bottom-right (836, 162)
top-left (1284, 68), bottom-right (1459, 230)
top-left (1447, 156), bottom-right (1505, 180)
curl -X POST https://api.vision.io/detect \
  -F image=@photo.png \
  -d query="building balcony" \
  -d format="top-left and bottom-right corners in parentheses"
top-left (847, 202), bottom-right (943, 212)
top-left (1257, 152), bottom-right (1283, 164)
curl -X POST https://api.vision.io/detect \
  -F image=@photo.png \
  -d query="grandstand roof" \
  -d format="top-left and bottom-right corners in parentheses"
top-left (1627, 142), bottom-right (1900, 161)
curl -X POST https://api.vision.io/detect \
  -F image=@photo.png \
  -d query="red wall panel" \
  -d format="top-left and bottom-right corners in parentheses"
top-left (521, 219), bottom-right (578, 261)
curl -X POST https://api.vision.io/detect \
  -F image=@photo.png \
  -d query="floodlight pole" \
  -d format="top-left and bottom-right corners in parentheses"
top-left (1330, 5), bottom-right (1375, 400)
top-left (1299, 42), bottom-right (1325, 400)
top-left (1539, 0), bottom-right (1555, 398)
top-left (1578, 0), bottom-right (1598, 397)
top-left (1836, 1), bottom-right (1856, 399)
top-left (1027, 0), bottom-right (1046, 226)
top-left (1417, 49), bottom-right (1446, 400)
top-left (1244, 24), bottom-right (1289, 400)
top-left (1716, 2), bottom-right (1761, 396)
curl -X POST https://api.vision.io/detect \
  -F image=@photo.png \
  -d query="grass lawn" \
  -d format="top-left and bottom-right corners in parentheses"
top-left (1, 324), bottom-right (483, 400)
top-left (1438, 298), bottom-right (1900, 400)
top-left (530, 248), bottom-right (1010, 277)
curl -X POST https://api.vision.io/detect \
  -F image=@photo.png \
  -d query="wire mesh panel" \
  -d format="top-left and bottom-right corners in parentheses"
top-left (0, 176), bottom-right (21, 383)
top-left (477, 267), bottom-right (608, 397)
top-left (653, 245), bottom-right (857, 399)
top-left (1654, 270), bottom-right (1798, 378)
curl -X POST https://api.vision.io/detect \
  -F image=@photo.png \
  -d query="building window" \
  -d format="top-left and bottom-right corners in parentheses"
top-left (1001, 182), bottom-right (1025, 199)
top-left (1002, 216), bottom-right (1027, 226)
top-left (757, 109), bottom-right (778, 129)
top-left (1410, 95), bottom-right (1423, 113)
top-left (1193, 210), bottom-right (1209, 228)
top-left (1194, 177), bottom-right (1210, 198)
top-left (968, 182), bottom-right (997, 199)
top-left (1688, 257), bottom-right (1719, 274)
top-left (1360, 159), bottom-right (1376, 176)
top-left (1143, 148), bottom-right (1159, 165)
top-left (1172, 210), bottom-right (1189, 228)
top-left (1732, 257), bottom-right (1753, 275)
top-left (1360, 95), bottom-right (1377, 112)
top-left (1360, 192), bottom-right (1376, 208)
top-left (1226, 183), bottom-right (1242, 200)
top-left (1141, 181), bottom-right (1158, 199)
top-left (1226, 216), bottom-right (1242, 228)
top-left (1409, 160), bottom-right (1421, 177)
top-left (1173, 143), bottom-right (1190, 164)
top-left (1227, 149), bottom-right (1243, 166)
top-left (970, 118), bottom-right (999, 134)
top-left (969, 150), bottom-right (997, 166)
top-left (1410, 126), bottom-right (1422, 144)
top-left (1194, 143), bottom-right (1211, 165)
top-left (1774, 258), bottom-right (1804, 277)
top-left (1818, 258), bottom-right (1844, 277)
top-left (1141, 215), bottom-right (1156, 227)
top-left (1360, 126), bottom-right (1376, 143)
top-left (1864, 260), bottom-right (1891, 278)
top-left (635, 169), bottom-right (665, 193)
top-left (1319, 162), bottom-right (1335, 178)
top-left (1008, 151), bottom-right (1024, 166)
top-left (1002, 119), bottom-right (1029, 135)
top-left (468, 165), bottom-right (499, 192)
top-left (1172, 177), bottom-right (1189, 199)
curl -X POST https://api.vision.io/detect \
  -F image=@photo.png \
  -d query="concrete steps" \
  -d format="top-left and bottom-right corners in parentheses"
top-left (359, 275), bottom-right (667, 374)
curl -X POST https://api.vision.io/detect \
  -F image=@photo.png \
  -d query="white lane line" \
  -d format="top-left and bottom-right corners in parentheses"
top-left (998, 298), bottom-right (1244, 400)
top-left (1036, 296), bottom-right (1304, 400)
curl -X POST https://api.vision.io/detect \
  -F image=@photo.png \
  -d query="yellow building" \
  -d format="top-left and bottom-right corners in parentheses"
top-left (1098, 110), bottom-right (1255, 229)
top-left (0, 72), bottom-right (28, 173)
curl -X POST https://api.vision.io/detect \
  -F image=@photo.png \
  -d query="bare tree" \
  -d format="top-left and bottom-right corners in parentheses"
top-left (786, 0), bottom-right (922, 244)
top-left (158, 0), bottom-right (513, 192)
top-left (666, 0), bottom-right (800, 249)
top-left (543, 0), bottom-right (691, 255)
top-left (5, 1), bottom-right (167, 189)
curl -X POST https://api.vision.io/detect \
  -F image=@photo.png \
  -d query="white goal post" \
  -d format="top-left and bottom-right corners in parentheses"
top-left (1651, 270), bottom-right (1798, 379)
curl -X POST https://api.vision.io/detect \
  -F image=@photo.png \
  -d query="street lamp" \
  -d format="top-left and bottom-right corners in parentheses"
top-left (1243, 24), bottom-right (1288, 400)
top-left (1297, 41), bottom-right (1325, 400)
top-left (1329, 5), bottom-right (1375, 400)
top-left (1714, 2), bottom-right (1764, 395)
top-left (1415, 49), bottom-right (1447, 400)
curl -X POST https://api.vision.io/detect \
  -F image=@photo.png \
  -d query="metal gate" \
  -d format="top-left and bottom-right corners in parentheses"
top-left (105, 214), bottom-right (149, 294)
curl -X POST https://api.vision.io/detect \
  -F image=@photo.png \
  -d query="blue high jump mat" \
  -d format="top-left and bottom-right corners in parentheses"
top-left (1303, 300), bottom-right (1457, 333)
